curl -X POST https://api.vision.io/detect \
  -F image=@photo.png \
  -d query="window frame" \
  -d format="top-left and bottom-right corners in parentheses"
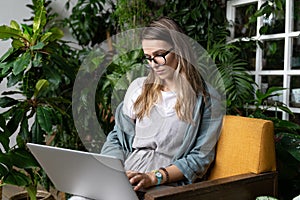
top-left (226, 0), bottom-right (300, 121)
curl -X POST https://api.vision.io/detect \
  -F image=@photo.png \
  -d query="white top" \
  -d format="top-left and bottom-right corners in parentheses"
top-left (123, 77), bottom-right (188, 172)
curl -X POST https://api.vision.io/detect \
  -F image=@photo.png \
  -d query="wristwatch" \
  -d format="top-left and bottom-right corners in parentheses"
top-left (153, 170), bottom-right (163, 185)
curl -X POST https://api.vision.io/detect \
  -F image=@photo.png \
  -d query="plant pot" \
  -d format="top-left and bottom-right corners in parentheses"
top-left (9, 190), bottom-right (55, 200)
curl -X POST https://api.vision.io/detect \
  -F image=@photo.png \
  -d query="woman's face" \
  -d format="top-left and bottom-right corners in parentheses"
top-left (142, 39), bottom-right (177, 80)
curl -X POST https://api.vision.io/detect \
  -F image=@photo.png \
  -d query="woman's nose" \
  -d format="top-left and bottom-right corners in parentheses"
top-left (149, 60), bottom-right (158, 68)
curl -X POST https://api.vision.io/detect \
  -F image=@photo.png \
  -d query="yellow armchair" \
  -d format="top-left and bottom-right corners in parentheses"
top-left (145, 115), bottom-right (278, 200)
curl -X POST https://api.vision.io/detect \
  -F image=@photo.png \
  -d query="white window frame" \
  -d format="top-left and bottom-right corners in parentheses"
top-left (227, 0), bottom-right (300, 121)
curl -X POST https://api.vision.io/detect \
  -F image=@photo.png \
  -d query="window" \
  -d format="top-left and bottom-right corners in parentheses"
top-left (227, 0), bottom-right (300, 122)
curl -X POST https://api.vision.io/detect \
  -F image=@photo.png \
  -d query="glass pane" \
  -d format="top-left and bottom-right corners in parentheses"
top-left (290, 76), bottom-right (300, 107)
top-left (234, 3), bottom-right (257, 38)
top-left (262, 39), bottom-right (284, 70)
top-left (291, 37), bottom-right (300, 69)
top-left (261, 75), bottom-right (283, 102)
top-left (264, 110), bottom-right (283, 119)
top-left (294, 0), bottom-right (300, 31)
top-left (261, 0), bottom-right (285, 34)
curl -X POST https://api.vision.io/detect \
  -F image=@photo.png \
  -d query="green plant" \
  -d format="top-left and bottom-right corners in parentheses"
top-left (72, 44), bottom-right (146, 153)
top-left (249, 0), bottom-right (285, 35)
top-left (64, 0), bottom-right (116, 47)
top-left (113, 0), bottom-right (154, 31)
top-left (160, 0), bottom-right (227, 47)
top-left (0, 0), bottom-right (83, 199)
top-left (0, 121), bottom-right (41, 200)
top-left (207, 36), bottom-right (256, 114)
top-left (243, 87), bottom-right (300, 199)
top-left (97, 48), bottom-right (145, 133)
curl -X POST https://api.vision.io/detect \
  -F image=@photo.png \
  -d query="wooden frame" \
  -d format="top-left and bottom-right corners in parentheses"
top-left (144, 172), bottom-right (278, 200)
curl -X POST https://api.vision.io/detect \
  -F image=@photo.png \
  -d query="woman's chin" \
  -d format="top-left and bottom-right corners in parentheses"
top-left (155, 71), bottom-right (174, 80)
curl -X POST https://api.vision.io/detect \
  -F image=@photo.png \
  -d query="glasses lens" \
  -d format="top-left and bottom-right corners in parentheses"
top-left (153, 56), bottom-right (166, 65)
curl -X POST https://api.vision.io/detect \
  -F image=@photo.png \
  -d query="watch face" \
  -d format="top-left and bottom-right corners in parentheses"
top-left (155, 171), bottom-right (162, 178)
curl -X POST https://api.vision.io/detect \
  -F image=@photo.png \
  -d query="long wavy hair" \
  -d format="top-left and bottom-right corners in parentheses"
top-left (133, 17), bottom-right (206, 123)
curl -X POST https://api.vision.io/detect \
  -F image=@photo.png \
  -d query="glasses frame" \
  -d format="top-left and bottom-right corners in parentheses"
top-left (143, 47), bottom-right (174, 67)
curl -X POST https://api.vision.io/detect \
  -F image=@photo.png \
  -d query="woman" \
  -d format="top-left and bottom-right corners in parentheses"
top-left (100, 16), bottom-right (224, 193)
top-left (70, 16), bottom-right (223, 200)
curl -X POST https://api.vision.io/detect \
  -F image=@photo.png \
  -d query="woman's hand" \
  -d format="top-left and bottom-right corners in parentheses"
top-left (126, 170), bottom-right (157, 191)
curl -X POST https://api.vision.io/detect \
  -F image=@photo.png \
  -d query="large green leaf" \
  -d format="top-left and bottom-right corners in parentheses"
top-left (275, 133), bottom-right (300, 183)
top-left (9, 148), bottom-right (39, 169)
top-left (0, 25), bottom-right (23, 40)
top-left (0, 161), bottom-right (9, 177)
top-left (12, 39), bottom-right (25, 49)
top-left (21, 24), bottom-right (33, 42)
top-left (36, 106), bottom-right (52, 133)
top-left (33, 2), bottom-right (47, 34)
top-left (31, 120), bottom-right (43, 144)
top-left (0, 61), bottom-right (13, 76)
top-left (33, 79), bottom-right (49, 98)
top-left (0, 153), bottom-right (13, 170)
top-left (0, 115), bottom-right (11, 152)
top-left (10, 20), bottom-right (21, 31)
top-left (7, 72), bottom-right (23, 87)
top-left (44, 67), bottom-right (62, 87)
top-left (0, 47), bottom-right (15, 62)
top-left (4, 170), bottom-right (31, 187)
top-left (277, 105), bottom-right (293, 115)
top-left (40, 32), bottom-right (53, 43)
top-left (50, 53), bottom-right (76, 80)
top-left (30, 41), bottom-right (45, 51)
top-left (6, 108), bottom-right (25, 135)
top-left (46, 27), bottom-right (64, 42)
top-left (19, 118), bottom-right (29, 142)
top-left (0, 96), bottom-right (18, 108)
top-left (12, 51), bottom-right (31, 76)
top-left (32, 52), bottom-right (43, 67)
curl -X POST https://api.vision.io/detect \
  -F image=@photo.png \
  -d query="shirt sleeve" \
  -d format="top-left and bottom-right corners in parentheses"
top-left (123, 77), bottom-right (145, 119)
top-left (101, 102), bottom-right (136, 162)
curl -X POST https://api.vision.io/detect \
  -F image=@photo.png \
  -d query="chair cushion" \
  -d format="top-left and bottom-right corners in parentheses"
top-left (208, 115), bottom-right (276, 180)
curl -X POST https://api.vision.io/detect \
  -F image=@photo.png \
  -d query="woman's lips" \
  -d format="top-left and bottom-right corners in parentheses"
top-left (154, 69), bottom-right (165, 75)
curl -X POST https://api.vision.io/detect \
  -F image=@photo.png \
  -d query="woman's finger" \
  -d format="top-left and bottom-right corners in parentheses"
top-left (126, 171), bottom-right (139, 179)
top-left (133, 178), bottom-right (145, 191)
top-left (129, 172), bottom-right (143, 184)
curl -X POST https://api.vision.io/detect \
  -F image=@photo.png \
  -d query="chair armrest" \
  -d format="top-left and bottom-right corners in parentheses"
top-left (144, 171), bottom-right (278, 200)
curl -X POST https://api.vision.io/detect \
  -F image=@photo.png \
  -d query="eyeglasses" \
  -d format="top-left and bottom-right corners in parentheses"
top-left (142, 47), bottom-right (174, 67)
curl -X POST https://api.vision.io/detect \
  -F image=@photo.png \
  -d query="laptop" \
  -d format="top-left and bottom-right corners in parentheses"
top-left (27, 143), bottom-right (139, 200)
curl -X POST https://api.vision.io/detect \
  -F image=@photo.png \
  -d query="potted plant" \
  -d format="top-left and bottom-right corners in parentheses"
top-left (0, 128), bottom-right (54, 200)
top-left (0, 0), bottom-right (83, 199)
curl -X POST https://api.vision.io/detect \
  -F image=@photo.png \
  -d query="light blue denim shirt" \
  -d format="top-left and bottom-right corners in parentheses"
top-left (101, 84), bottom-right (224, 185)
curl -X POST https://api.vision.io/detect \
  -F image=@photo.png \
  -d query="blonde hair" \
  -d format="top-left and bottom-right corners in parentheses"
top-left (134, 17), bottom-right (206, 123)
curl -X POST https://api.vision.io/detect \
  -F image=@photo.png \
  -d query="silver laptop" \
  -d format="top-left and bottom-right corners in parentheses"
top-left (27, 143), bottom-right (139, 200)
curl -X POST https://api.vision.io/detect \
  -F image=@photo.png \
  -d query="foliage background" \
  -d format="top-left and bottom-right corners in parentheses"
top-left (0, 0), bottom-right (299, 199)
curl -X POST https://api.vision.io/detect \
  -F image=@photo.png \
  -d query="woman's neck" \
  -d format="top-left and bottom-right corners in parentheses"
top-left (162, 79), bottom-right (176, 92)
